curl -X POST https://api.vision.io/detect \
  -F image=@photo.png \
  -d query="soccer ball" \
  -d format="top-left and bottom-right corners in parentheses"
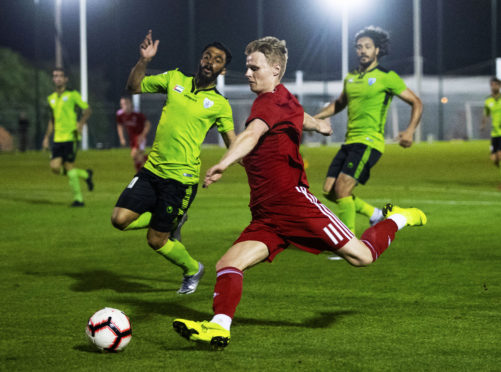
top-left (85, 307), bottom-right (132, 352)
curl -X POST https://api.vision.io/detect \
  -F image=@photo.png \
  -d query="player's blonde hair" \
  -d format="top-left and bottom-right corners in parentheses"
top-left (245, 36), bottom-right (288, 80)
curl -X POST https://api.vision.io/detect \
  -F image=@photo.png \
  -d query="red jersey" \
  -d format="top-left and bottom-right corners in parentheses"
top-left (243, 84), bottom-right (308, 207)
top-left (116, 110), bottom-right (147, 138)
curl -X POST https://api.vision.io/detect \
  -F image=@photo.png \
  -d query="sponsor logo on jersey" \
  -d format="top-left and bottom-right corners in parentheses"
top-left (368, 78), bottom-right (376, 86)
top-left (174, 85), bottom-right (184, 93)
top-left (203, 98), bottom-right (214, 108)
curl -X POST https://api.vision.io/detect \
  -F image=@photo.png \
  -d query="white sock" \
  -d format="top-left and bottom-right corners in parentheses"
top-left (369, 208), bottom-right (384, 225)
top-left (388, 214), bottom-right (407, 230)
top-left (210, 314), bottom-right (232, 331)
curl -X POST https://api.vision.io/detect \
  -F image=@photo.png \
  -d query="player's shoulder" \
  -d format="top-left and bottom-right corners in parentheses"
top-left (373, 65), bottom-right (400, 76)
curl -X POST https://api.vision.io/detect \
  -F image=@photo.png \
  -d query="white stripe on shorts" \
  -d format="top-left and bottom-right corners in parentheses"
top-left (295, 186), bottom-right (354, 244)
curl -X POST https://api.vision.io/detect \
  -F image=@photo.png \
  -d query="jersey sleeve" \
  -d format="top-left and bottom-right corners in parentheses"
top-left (116, 111), bottom-right (123, 125)
top-left (484, 100), bottom-right (490, 117)
top-left (246, 93), bottom-right (278, 128)
top-left (141, 71), bottom-right (171, 94)
top-left (215, 100), bottom-right (234, 133)
top-left (386, 71), bottom-right (407, 95)
top-left (72, 91), bottom-right (89, 110)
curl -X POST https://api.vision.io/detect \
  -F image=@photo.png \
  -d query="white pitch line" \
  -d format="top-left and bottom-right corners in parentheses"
top-left (370, 185), bottom-right (501, 198)
top-left (370, 199), bottom-right (501, 206)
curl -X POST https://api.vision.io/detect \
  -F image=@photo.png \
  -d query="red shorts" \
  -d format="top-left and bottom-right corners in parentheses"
top-left (234, 186), bottom-right (354, 262)
top-left (129, 135), bottom-right (146, 151)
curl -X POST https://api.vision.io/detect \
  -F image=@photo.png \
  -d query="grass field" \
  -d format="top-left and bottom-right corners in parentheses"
top-left (1, 140), bottom-right (500, 371)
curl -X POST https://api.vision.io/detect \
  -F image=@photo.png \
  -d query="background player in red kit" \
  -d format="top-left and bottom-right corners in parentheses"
top-left (173, 36), bottom-right (427, 348)
top-left (116, 96), bottom-right (151, 171)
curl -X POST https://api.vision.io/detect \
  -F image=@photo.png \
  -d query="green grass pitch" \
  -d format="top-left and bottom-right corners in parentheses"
top-left (1, 140), bottom-right (500, 371)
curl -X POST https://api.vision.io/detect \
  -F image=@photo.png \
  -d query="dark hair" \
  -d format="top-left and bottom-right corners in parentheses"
top-left (120, 95), bottom-right (132, 101)
top-left (490, 76), bottom-right (501, 84)
top-left (354, 26), bottom-right (390, 57)
top-left (52, 67), bottom-right (67, 76)
top-left (201, 42), bottom-right (232, 66)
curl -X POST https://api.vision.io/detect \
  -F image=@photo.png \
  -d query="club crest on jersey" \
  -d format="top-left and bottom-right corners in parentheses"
top-left (173, 85), bottom-right (184, 93)
top-left (368, 78), bottom-right (376, 86)
top-left (203, 98), bottom-right (214, 109)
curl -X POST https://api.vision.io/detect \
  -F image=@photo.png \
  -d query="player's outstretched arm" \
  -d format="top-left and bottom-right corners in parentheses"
top-left (397, 88), bottom-right (423, 148)
top-left (126, 30), bottom-right (160, 94)
top-left (303, 112), bottom-right (332, 136)
top-left (314, 91), bottom-right (347, 120)
top-left (203, 119), bottom-right (268, 188)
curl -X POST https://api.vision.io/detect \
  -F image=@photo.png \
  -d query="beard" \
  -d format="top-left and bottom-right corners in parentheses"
top-left (195, 64), bottom-right (218, 86)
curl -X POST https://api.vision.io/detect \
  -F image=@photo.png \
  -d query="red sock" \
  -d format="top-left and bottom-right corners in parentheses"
top-left (212, 267), bottom-right (243, 319)
top-left (360, 219), bottom-right (398, 261)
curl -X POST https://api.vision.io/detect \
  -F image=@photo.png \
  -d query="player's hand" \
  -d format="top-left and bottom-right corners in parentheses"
top-left (42, 136), bottom-right (49, 150)
top-left (140, 30), bottom-right (159, 61)
top-left (398, 130), bottom-right (414, 148)
top-left (120, 138), bottom-right (126, 147)
top-left (317, 118), bottom-right (333, 136)
top-left (203, 164), bottom-right (225, 188)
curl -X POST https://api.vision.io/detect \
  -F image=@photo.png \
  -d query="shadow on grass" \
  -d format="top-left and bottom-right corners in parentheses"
top-left (73, 344), bottom-right (101, 353)
top-left (0, 194), bottom-right (67, 205)
top-left (115, 296), bottom-right (357, 329)
top-left (25, 269), bottom-right (171, 293)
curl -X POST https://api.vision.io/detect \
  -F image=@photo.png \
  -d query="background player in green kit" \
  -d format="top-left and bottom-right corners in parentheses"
top-left (42, 68), bottom-right (93, 207)
top-left (313, 26), bottom-right (423, 235)
top-left (481, 77), bottom-right (501, 188)
top-left (111, 30), bottom-right (236, 294)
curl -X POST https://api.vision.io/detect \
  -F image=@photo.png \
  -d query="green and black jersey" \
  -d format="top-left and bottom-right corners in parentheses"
top-left (47, 90), bottom-right (89, 143)
top-left (141, 69), bottom-right (234, 184)
top-left (344, 66), bottom-right (407, 153)
top-left (484, 95), bottom-right (501, 137)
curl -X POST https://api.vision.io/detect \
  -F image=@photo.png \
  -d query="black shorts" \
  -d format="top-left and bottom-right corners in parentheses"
top-left (115, 168), bottom-right (198, 233)
top-left (491, 136), bottom-right (501, 153)
top-left (326, 143), bottom-right (382, 185)
top-left (52, 141), bottom-right (78, 163)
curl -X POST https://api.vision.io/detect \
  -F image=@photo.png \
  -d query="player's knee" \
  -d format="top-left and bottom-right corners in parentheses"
top-left (146, 235), bottom-right (167, 250)
top-left (215, 256), bottom-right (237, 271)
top-left (111, 215), bottom-right (128, 231)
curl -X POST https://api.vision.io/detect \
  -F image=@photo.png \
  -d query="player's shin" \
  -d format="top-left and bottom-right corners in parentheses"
top-left (336, 196), bottom-right (356, 234)
top-left (211, 267), bottom-right (243, 330)
top-left (360, 219), bottom-right (398, 261)
top-left (124, 212), bottom-right (151, 230)
top-left (156, 239), bottom-right (199, 276)
top-left (67, 168), bottom-right (83, 202)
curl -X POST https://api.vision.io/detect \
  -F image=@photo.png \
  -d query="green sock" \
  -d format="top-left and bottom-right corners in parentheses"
top-left (67, 169), bottom-right (83, 202)
top-left (124, 212), bottom-right (152, 230)
top-left (353, 195), bottom-right (376, 218)
top-left (156, 239), bottom-right (199, 275)
top-left (74, 168), bottom-right (89, 180)
top-left (336, 196), bottom-right (356, 234)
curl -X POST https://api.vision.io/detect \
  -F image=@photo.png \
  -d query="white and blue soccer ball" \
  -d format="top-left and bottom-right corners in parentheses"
top-left (85, 307), bottom-right (132, 352)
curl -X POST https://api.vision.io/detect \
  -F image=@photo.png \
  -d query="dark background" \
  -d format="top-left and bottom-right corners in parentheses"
top-left (0, 0), bottom-right (499, 149)
top-left (1, 0), bottom-right (499, 98)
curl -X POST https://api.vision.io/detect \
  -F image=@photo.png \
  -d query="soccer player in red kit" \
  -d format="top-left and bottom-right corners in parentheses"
top-left (173, 36), bottom-right (427, 348)
top-left (116, 96), bottom-right (151, 171)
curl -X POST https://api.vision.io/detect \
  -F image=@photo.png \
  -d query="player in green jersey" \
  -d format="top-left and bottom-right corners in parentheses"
top-left (313, 26), bottom-right (423, 236)
top-left (481, 77), bottom-right (501, 188)
top-left (42, 68), bottom-right (93, 207)
top-left (111, 30), bottom-right (236, 294)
